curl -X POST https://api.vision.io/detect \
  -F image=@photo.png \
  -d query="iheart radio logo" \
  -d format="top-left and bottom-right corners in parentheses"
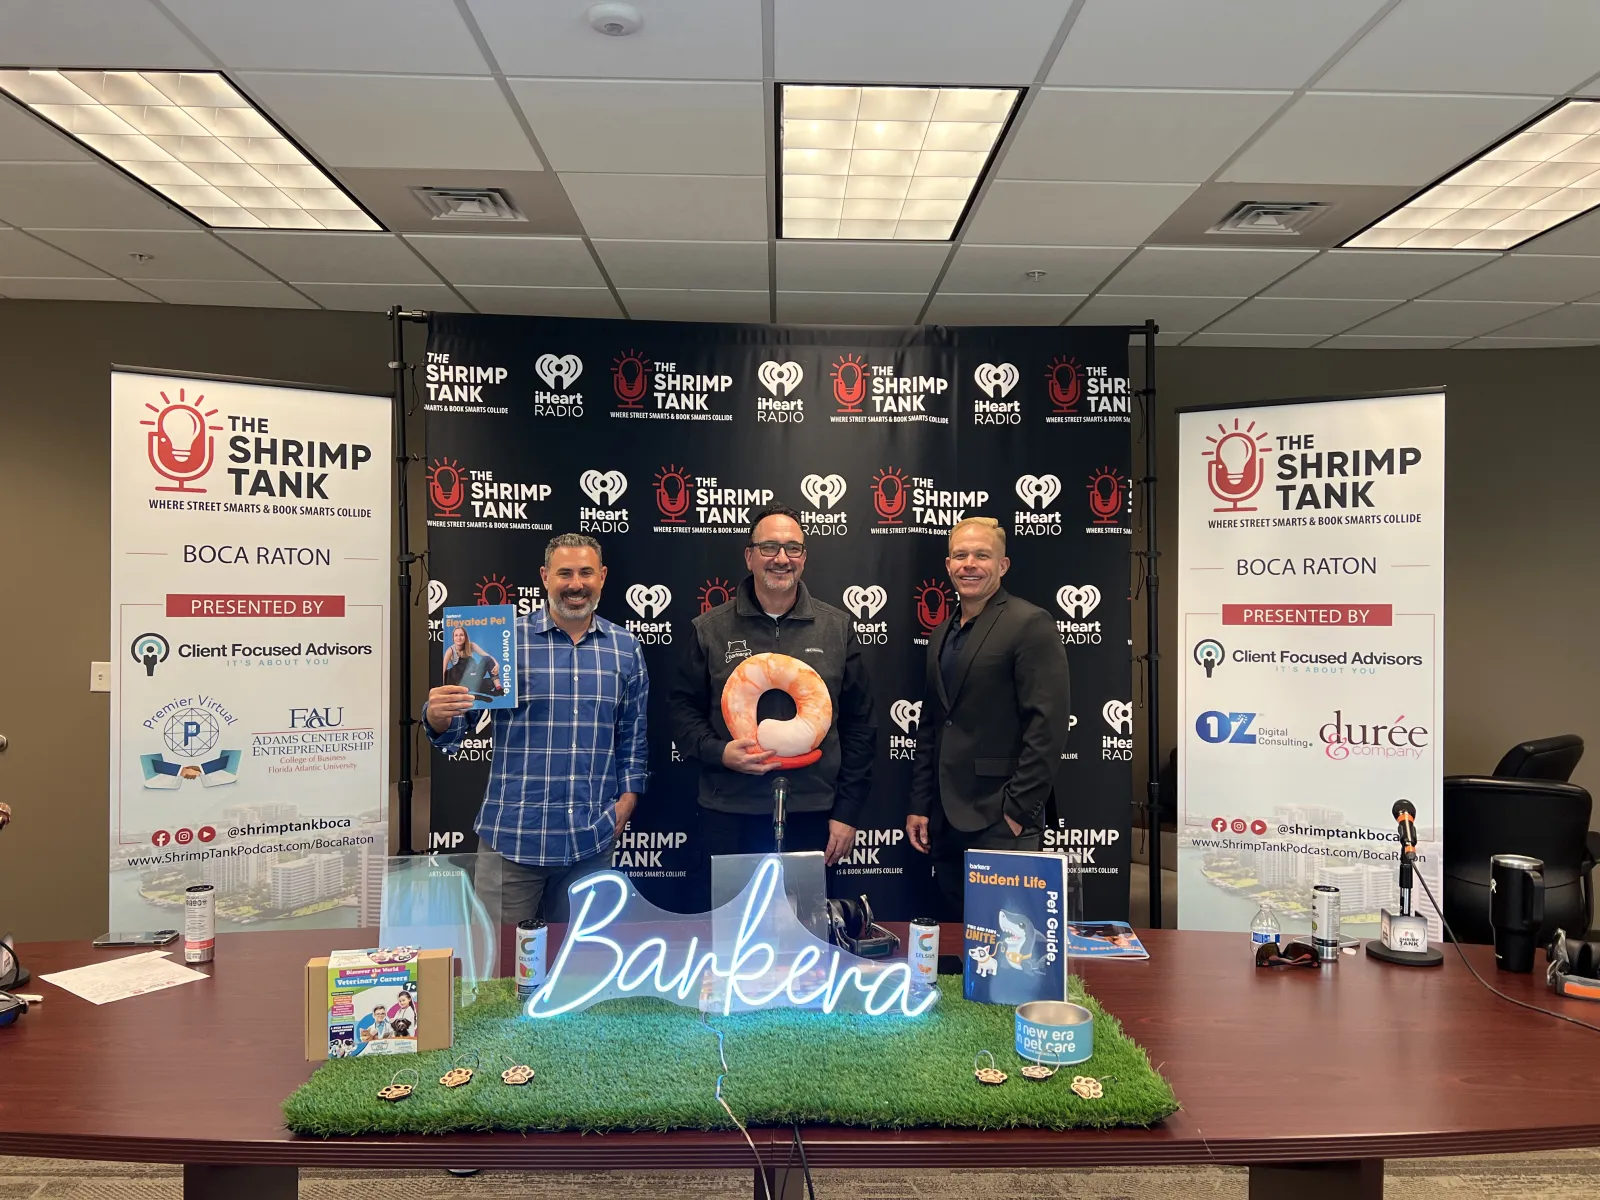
top-left (580, 469), bottom-right (628, 506)
top-left (625, 584), bottom-right (671, 619)
top-left (800, 473), bottom-right (847, 509)
top-left (1056, 585), bottom-right (1101, 618)
top-left (141, 387), bottom-right (222, 493)
top-left (1015, 474), bottom-right (1061, 510)
top-left (1047, 356), bottom-right (1081, 413)
top-left (535, 353), bottom-right (583, 391)
top-left (973, 363), bottom-right (1019, 398)
top-left (842, 585), bottom-right (888, 620)
top-left (758, 361), bottom-right (804, 397)
top-left (427, 580), bottom-right (448, 614)
top-left (612, 349), bottom-right (651, 408)
top-left (426, 457), bottom-right (466, 517)
top-left (1102, 700), bottom-right (1133, 734)
top-left (831, 354), bottom-right (868, 412)
top-left (890, 699), bottom-right (922, 734)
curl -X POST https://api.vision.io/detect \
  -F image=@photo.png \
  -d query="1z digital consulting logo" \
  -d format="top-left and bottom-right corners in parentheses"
top-left (142, 387), bottom-right (222, 493)
top-left (1055, 585), bottom-right (1102, 645)
top-left (1102, 700), bottom-right (1133, 761)
top-left (799, 472), bottom-right (847, 537)
top-left (1194, 711), bottom-right (1307, 750)
top-left (579, 468), bottom-right (630, 533)
top-left (972, 362), bottom-right (1020, 424)
top-left (843, 585), bottom-right (888, 645)
top-left (624, 584), bottom-right (672, 645)
top-left (534, 353), bottom-right (585, 417)
top-left (1014, 473), bottom-right (1062, 536)
top-left (889, 699), bottom-right (920, 760)
top-left (757, 361), bottom-right (805, 423)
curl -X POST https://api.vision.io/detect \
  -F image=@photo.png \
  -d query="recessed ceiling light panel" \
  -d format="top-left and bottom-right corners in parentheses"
top-left (0, 69), bottom-right (379, 231)
top-left (779, 84), bottom-right (1020, 241)
top-left (1344, 99), bottom-right (1600, 251)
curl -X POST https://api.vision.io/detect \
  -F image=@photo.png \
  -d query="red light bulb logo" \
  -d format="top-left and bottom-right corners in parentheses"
top-left (141, 388), bottom-right (220, 493)
top-left (613, 350), bottom-right (650, 408)
top-left (426, 457), bottom-right (465, 517)
top-left (1202, 419), bottom-right (1272, 512)
top-left (831, 354), bottom-right (867, 413)
top-left (1046, 356), bottom-right (1081, 414)
top-left (655, 464), bottom-right (693, 523)
top-left (871, 466), bottom-right (907, 524)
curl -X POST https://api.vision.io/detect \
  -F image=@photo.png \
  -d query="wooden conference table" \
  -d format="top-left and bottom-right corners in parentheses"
top-left (1, 926), bottom-right (1597, 1200)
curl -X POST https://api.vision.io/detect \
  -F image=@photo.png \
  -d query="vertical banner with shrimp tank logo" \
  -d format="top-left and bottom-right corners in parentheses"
top-left (424, 315), bottom-right (1135, 918)
top-left (1176, 391), bottom-right (1445, 938)
top-left (110, 369), bottom-right (391, 933)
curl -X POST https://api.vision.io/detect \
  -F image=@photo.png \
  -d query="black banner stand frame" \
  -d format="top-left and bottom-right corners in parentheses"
top-left (389, 306), bottom-right (429, 856)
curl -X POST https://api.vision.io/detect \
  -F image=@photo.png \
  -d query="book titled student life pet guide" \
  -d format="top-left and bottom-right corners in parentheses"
top-left (963, 849), bottom-right (1070, 1006)
top-left (441, 605), bottom-right (516, 709)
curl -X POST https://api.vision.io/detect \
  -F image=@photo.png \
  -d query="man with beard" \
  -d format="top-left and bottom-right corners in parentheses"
top-left (670, 503), bottom-right (877, 900)
top-left (425, 534), bottom-right (648, 923)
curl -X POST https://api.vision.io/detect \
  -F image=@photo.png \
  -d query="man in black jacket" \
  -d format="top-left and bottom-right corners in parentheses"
top-left (908, 517), bottom-right (1072, 922)
top-left (670, 503), bottom-right (877, 890)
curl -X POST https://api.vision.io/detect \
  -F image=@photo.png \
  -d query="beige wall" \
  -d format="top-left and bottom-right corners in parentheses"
top-left (0, 299), bottom-right (1595, 941)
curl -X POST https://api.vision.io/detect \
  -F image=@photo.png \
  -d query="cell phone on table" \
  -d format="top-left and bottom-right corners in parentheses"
top-left (93, 930), bottom-right (179, 948)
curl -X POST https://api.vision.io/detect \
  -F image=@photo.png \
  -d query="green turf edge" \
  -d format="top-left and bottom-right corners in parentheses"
top-left (283, 976), bottom-right (1179, 1138)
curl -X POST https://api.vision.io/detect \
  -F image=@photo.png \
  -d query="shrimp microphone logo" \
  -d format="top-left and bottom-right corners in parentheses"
top-left (871, 466), bottom-right (908, 525)
top-left (474, 574), bottom-right (515, 606)
top-left (697, 578), bottom-right (734, 615)
top-left (654, 464), bottom-right (693, 523)
top-left (141, 387), bottom-right (221, 493)
top-left (831, 353), bottom-right (868, 413)
top-left (1046, 356), bottom-right (1081, 414)
top-left (914, 579), bottom-right (955, 638)
top-left (1087, 466), bottom-right (1127, 525)
top-left (1203, 418), bottom-right (1272, 512)
top-left (612, 349), bottom-right (651, 409)
top-left (426, 457), bottom-right (466, 517)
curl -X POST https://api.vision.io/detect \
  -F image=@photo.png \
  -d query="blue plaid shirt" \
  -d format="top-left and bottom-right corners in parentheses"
top-left (425, 608), bottom-right (649, 867)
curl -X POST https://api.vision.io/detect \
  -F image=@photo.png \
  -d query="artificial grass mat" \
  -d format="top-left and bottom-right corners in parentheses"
top-left (283, 975), bottom-right (1177, 1137)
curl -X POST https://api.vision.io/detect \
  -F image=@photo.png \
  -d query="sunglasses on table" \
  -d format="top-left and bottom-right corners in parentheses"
top-left (1255, 940), bottom-right (1319, 968)
top-left (749, 542), bottom-right (807, 558)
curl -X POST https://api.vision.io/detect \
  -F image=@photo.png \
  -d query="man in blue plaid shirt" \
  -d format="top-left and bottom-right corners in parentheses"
top-left (425, 533), bottom-right (648, 923)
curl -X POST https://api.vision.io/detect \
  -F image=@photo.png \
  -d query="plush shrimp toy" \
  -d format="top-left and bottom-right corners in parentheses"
top-left (720, 652), bottom-right (834, 769)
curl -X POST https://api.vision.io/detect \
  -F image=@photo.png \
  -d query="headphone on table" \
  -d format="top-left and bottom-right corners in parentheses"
top-left (827, 895), bottom-right (876, 945)
top-left (1547, 929), bottom-right (1600, 1001)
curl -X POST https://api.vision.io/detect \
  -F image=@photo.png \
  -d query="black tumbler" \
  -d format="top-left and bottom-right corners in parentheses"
top-left (1489, 854), bottom-right (1544, 973)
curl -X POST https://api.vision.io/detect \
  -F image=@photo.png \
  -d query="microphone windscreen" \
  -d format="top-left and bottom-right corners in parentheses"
top-left (1393, 798), bottom-right (1416, 819)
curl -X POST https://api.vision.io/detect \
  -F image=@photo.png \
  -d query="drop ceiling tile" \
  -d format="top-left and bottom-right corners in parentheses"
top-left (1069, 294), bottom-right (1243, 329)
top-left (236, 73), bottom-right (540, 171)
top-left (0, 229), bottom-right (105, 276)
top-left (561, 173), bottom-right (767, 240)
top-left (1051, 0), bottom-right (1388, 88)
top-left (1205, 296), bottom-right (1399, 334)
top-left (1183, 332), bottom-right (1327, 347)
top-left (295, 282), bottom-right (469, 311)
top-left (1002, 89), bottom-right (1287, 183)
top-left (1101, 247), bottom-right (1312, 296)
top-left (0, 0), bottom-right (208, 67)
top-left (0, 162), bottom-right (193, 230)
top-left (1318, 0), bottom-right (1600, 95)
top-left (1461, 335), bottom-right (1600, 348)
top-left (1481, 303), bottom-right (1600, 339)
top-left (594, 240), bottom-right (767, 290)
top-left (457, 285), bottom-right (621, 318)
top-left (1425, 254), bottom-right (1600, 303)
top-left (1265, 249), bottom-right (1499, 300)
top-left (161, 0), bottom-right (487, 71)
top-left (1348, 299), bottom-right (1558, 337)
top-left (1319, 335), bottom-right (1466, 349)
top-left (924, 293), bottom-right (1082, 325)
top-left (0, 276), bottom-right (155, 301)
top-left (775, 0), bottom-right (1072, 85)
top-left (777, 242), bottom-right (947, 292)
top-left (467, 0), bottom-right (763, 80)
top-left (619, 289), bottom-right (770, 323)
top-left (1513, 210), bottom-right (1600, 256)
top-left (1221, 93), bottom-right (1548, 186)
top-left (509, 80), bottom-right (765, 175)
top-left (0, 97), bottom-right (89, 162)
top-left (30, 230), bottom-right (268, 281)
top-left (133, 279), bottom-right (317, 308)
top-left (218, 232), bottom-right (439, 285)
top-left (941, 245), bottom-right (1131, 294)
top-left (406, 235), bottom-right (601, 287)
top-left (776, 291), bottom-right (926, 325)
top-left (965, 181), bottom-right (1196, 246)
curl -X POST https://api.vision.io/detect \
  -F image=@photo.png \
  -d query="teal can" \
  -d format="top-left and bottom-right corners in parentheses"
top-left (1015, 1000), bottom-right (1093, 1066)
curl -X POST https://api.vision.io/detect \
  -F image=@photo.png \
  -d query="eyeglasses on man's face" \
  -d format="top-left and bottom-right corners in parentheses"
top-left (749, 541), bottom-right (807, 559)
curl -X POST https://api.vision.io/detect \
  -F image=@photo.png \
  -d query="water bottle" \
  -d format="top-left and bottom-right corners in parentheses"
top-left (1250, 902), bottom-right (1281, 958)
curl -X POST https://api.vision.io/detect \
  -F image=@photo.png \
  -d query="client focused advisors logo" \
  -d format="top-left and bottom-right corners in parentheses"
top-left (138, 696), bottom-right (240, 789)
top-left (1014, 473), bottom-right (1063, 537)
top-left (757, 361), bottom-right (806, 423)
top-left (698, 577), bottom-right (735, 615)
top-left (624, 584), bottom-right (672, 645)
top-left (1102, 699), bottom-right (1133, 761)
top-left (1194, 638), bottom-right (1224, 677)
top-left (1086, 465), bottom-right (1131, 533)
top-left (831, 353), bottom-right (868, 412)
top-left (130, 632), bottom-right (170, 677)
top-left (1319, 710), bottom-right (1430, 761)
top-left (973, 362), bottom-right (1021, 424)
top-left (1055, 585), bottom-right (1103, 645)
top-left (580, 468), bottom-right (630, 534)
top-left (1203, 417), bottom-right (1272, 513)
top-left (843, 585), bottom-right (888, 646)
top-left (889, 698), bottom-right (920, 760)
top-left (612, 349), bottom-right (651, 410)
top-left (913, 579), bottom-right (956, 644)
top-left (141, 387), bottom-right (222, 493)
top-left (426, 457), bottom-right (466, 517)
top-left (532, 353), bottom-right (585, 417)
top-left (799, 472), bottom-right (848, 537)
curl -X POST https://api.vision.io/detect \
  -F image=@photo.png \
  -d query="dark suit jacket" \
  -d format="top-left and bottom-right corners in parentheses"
top-left (909, 587), bottom-right (1071, 833)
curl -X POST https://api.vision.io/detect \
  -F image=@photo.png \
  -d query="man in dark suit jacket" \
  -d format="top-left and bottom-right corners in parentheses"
top-left (907, 517), bottom-right (1072, 921)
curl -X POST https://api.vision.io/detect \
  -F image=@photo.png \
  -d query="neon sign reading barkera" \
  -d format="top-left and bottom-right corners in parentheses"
top-left (527, 855), bottom-right (937, 1019)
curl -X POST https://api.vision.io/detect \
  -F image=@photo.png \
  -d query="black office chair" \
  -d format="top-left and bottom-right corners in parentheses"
top-left (1442, 776), bottom-right (1595, 944)
top-left (1492, 735), bottom-right (1584, 782)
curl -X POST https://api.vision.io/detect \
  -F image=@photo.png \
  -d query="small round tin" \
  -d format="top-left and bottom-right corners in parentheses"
top-left (1015, 1000), bottom-right (1094, 1067)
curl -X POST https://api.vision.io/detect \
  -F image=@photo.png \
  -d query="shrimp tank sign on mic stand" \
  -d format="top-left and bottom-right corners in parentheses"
top-left (721, 653), bottom-right (834, 852)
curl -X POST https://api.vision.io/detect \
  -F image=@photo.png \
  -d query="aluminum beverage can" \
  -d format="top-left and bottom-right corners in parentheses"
top-left (909, 917), bottom-right (939, 984)
top-left (516, 919), bottom-right (548, 999)
top-left (1311, 884), bottom-right (1340, 961)
top-left (184, 884), bottom-right (216, 964)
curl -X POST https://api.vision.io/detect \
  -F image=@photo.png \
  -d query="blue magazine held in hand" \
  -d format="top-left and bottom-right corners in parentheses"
top-left (963, 849), bottom-right (1069, 1006)
top-left (441, 606), bottom-right (516, 710)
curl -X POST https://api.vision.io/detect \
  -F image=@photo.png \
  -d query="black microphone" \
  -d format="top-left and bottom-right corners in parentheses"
top-left (771, 775), bottom-right (789, 854)
top-left (1393, 799), bottom-right (1418, 856)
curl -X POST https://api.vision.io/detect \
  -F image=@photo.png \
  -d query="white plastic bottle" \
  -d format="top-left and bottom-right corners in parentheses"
top-left (1250, 901), bottom-right (1281, 958)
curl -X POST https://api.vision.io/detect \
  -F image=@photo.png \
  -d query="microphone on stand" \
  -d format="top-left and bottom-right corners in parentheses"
top-left (771, 775), bottom-right (789, 855)
top-left (1366, 798), bottom-right (1444, 967)
top-left (1394, 799), bottom-right (1418, 916)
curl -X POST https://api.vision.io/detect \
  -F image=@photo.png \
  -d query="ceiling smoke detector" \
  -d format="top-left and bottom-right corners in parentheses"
top-left (588, 3), bottom-right (642, 36)
top-left (412, 187), bottom-right (526, 223)
top-left (1208, 201), bottom-right (1330, 236)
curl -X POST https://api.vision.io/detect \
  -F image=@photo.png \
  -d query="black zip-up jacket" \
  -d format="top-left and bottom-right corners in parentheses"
top-left (668, 576), bottom-right (877, 824)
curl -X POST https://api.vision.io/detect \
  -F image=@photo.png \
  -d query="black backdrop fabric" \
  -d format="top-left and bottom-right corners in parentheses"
top-left (422, 313), bottom-right (1134, 919)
